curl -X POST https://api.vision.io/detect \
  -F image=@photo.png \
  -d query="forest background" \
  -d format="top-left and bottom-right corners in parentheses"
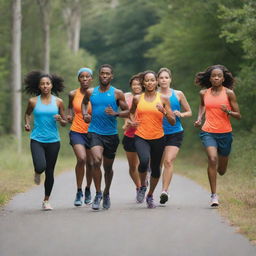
top-left (0, 0), bottom-right (255, 241)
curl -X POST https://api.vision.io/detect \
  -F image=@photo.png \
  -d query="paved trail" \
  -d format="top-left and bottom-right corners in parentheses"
top-left (0, 159), bottom-right (255, 256)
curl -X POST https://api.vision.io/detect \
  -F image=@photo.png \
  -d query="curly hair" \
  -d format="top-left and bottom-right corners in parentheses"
top-left (24, 70), bottom-right (65, 96)
top-left (99, 64), bottom-right (113, 74)
top-left (195, 65), bottom-right (234, 89)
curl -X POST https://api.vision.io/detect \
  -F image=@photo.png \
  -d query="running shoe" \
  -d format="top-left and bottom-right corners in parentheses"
top-left (84, 187), bottom-right (92, 204)
top-left (146, 195), bottom-right (156, 209)
top-left (92, 192), bottom-right (102, 210)
top-left (160, 191), bottom-right (169, 204)
top-left (34, 172), bottom-right (41, 185)
top-left (42, 200), bottom-right (53, 211)
top-left (103, 194), bottom-right (111, 209)
top-left (136, 186), bottom-right (147, 203)
top-left (74, 191), bottom-right (83, 207)
top-left (210, 194), bottom-right (219, 207)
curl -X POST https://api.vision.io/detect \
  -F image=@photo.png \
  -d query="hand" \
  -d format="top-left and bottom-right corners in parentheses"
top-left (83, 113), bottom-right (91, 123)
top-left (105, 105), bottom-right (117, 116)
top-left (66, 114), bottom-right (73, 123)
top-left (220, 104), bottom-right (229, 113)
top-left (54, 114), bottom-right (62, 122)
top-left (173, 110), bottom-right (183, 118)
top-left (194, 119), bottom-right (202, 128)
top-left (156, 103), bottom-right (166, 115)
top-left (24, 124), bottom-right (31, 132)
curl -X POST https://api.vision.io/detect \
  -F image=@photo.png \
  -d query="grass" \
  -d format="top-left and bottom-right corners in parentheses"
top-left (175, 130), bottom-right (256, 242)
top-left (0, 130), bottom-right (255, 243)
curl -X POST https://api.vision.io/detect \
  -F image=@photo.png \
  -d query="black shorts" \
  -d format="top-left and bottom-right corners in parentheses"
top-left (88, 132), bottom-right (119, 159)
top-left (165, 131), bottom-right (184, 148)
top-left (122, 135), bottom-right (136, 152)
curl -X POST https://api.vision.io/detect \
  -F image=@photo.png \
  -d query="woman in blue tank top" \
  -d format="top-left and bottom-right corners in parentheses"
top-left (157, 68), bottom-right (192, 205)
top-left (24, 71), bottom-right (67, 210)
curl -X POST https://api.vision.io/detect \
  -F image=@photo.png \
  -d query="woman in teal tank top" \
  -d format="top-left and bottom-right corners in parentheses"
top-left (158, 67), bottom-right (192, 205)
top-left (24, 71), bottom-right (67, 210)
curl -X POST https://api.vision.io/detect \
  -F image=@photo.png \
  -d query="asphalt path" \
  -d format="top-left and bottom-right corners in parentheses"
top-left (0, 158), bottom-right (255, 256)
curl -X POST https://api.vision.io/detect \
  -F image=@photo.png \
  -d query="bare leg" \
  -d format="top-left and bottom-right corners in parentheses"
top-left (90, 145), bottom-right (104, 192)
top-left (126, 151), bottom-right (141, 188)
top-left (103, 156), bottom-right (115, 195)
top-left (72, 144), bottom-right (87, 189)
top-left (205, 146), bottom-right (218, 194)
top-left (162, 146), bottom-right (180, 192)
top-left (147, 176), bottom-right (159, 196)
top-left (85, 148), bottom-right (93, 187)
top-left (217, 155), bottom-right (229, 176)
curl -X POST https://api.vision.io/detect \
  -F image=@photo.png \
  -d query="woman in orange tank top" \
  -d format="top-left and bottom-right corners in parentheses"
top-left (194, 65), bottom-right (241, 207)
top-left (130, 70), bottom-right (175, 208)
top-left (67, 67), bottom-right (93, 207)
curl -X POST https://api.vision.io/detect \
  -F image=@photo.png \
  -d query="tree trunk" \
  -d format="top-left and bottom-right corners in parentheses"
top-left (63, 0), bottom-right (81, 53)
top-left (37, 0), bottom-right (50, 73)
top-left (11, 0), bottom-right (22, 153)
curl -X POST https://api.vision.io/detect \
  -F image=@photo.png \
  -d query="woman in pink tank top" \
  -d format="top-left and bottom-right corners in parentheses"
top-left (194, 65), bottom-right (241, 207)
top-left (122, 73), bottom-right (143, 200)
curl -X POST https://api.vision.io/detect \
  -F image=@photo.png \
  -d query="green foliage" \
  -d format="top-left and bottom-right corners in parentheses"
top-left (80, 0), bottom-right (158, 91)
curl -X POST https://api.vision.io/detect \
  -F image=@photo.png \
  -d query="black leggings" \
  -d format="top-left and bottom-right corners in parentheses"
top-left (134, 135), bottom-right (165, 178)
top-left (30, 139), bottom-right (60, 197)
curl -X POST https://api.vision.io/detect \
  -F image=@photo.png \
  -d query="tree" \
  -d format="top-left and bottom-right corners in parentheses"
top-left (62, 0), bottom-right (81, 53)
top-left (37, 0), bottom-right (50, 73)
top-left (11, 0), bottom-right (22, 152)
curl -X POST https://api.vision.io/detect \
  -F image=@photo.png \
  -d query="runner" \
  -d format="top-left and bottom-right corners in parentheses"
top-left (24, 70), bottom-right (67, 210)
top-left (130, 70), bottom-right (176, 208)
top-left (122, 73), bottom-right (143, 200)
top-left (81, 64), bottom-right (129, 210)
top-left (158, 67), bottom-right (192, 204)
top-left (194, 64), bottom-right (241, 207)
top-left (67, 67), bottom-right (93, 206)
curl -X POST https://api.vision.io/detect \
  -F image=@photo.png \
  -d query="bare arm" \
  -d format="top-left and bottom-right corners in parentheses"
top-left (24, 98), bottom-right (36, 132)
top-left (175, 91), bottom-right (192, 118)
top-left (81, 89), bottom-right (93, 123)
top-left (194, 90), bottom-right (206, 128)
top-left (158, 95), bottom-right (176, 125)
top-left (55, 98), bottom-right (67, 126)
top-left (105, 89), bottom-right (129, 118)
top-left (67, 90), bottom-right (75, 123)
top-left (221, 89), bottom-right (241, 120)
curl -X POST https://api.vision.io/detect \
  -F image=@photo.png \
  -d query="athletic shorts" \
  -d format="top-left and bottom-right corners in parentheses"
top-left (200, 131), bottom-right (233, 156)
top-left (122, 135), bottom-right (136, 152)
top-left (88, 132), bottom-right (119, 159)
top-left (165, 131), bottom-right (184, 148)
top-left (69, 131), bottom-right (90, 149)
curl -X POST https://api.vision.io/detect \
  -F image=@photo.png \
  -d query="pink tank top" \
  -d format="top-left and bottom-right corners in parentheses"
top-left (202, 87), bottom-right (232, 133)
top-left (124, 93), bottom-right (137, 137)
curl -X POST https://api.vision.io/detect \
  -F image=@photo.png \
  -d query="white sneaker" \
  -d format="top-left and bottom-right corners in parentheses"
top-left (34, 173), bottom-right (41, 185)
top-left (210, 194), bottom-right (219, 207)
top-left (160, 191), bottom-right (169, 204)
top-left (42, 200), bottom-right (53, 211)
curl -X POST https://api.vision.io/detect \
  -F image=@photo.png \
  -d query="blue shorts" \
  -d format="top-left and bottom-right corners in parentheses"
top-left (200, 131), bottom-right (233, 156)
top-left (69, 131), bottom-right (90, 149)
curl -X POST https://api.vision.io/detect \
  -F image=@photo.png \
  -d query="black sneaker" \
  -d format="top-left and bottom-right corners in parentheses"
top-left (103, 194), bottom-right (111, 209)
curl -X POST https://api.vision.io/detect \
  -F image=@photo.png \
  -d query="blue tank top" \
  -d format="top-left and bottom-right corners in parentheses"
top-left (31, 95), bottom-right (60, 143)
top-left (88, 86), bottom-right (118, 135)
top-left (163, 89), bottom-right (183, 134)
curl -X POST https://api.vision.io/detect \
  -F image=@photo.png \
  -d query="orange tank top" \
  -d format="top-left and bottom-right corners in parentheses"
top-left (135, 92), bottom-right (164, 139)
top-left (202, 87), bottom-right (232, 133)
top-left (70, 88), bottom-right (91, 133)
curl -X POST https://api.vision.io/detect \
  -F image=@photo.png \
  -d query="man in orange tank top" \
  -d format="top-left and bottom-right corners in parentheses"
top-left (194, 65), bottom-right (241, 207)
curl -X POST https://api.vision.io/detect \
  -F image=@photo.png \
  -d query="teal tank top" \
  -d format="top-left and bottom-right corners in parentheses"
top-left (31, 95), bottom-right (60, 143)
top-left (88, 86), bottom-right (118, 135)
top-left (163, 89), bottom-right (183, 134)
